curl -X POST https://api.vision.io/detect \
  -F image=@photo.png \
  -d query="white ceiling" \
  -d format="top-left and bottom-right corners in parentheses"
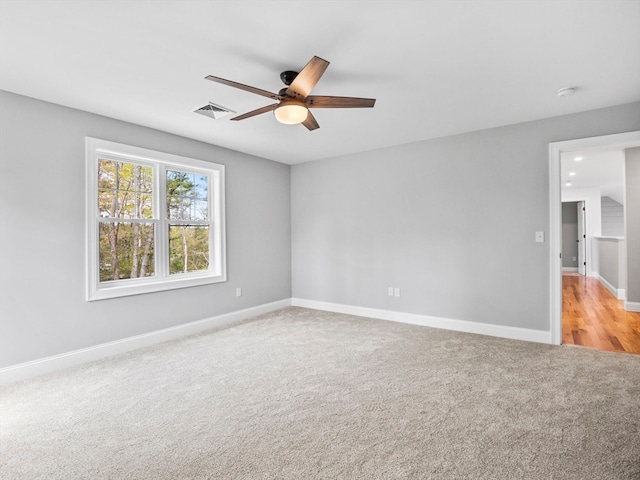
top-left (1, 0), bottom-right (639, 165)
top-left (561, 148), bottom-right (626, 204)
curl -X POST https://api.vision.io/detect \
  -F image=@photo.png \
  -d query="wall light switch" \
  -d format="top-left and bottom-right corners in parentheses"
top-left (236, 287), bottom-right (242, 297)
top-left (535, 231), bottom-right (545, 243)
top-left (394, 288), bottom-right (401, 297)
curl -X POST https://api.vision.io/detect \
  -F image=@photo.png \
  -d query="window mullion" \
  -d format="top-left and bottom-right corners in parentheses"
top-left (156, 163), bottom-right (168, 278)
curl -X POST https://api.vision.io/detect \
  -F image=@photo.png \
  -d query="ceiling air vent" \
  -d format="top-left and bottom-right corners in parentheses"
top-left (194, 102), bottom-right (235, 120)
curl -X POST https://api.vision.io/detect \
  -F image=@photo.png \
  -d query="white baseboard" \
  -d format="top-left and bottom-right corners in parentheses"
top-left (593, 273), bottom-right (625, 300)
top-left (1, 297), bottom-right (560, 386)
top-left (562, 267), bottom-right (579, 272)
top-left (0, 299), bottom-right (291, 386)
top-left (624, 301), bottom-right (640, 312)
top-left (291, 298), bottom-right (552, 345)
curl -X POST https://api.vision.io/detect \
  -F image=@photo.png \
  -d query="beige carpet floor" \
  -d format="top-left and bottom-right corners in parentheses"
top-left (1, 307), bottom-right (639, 479)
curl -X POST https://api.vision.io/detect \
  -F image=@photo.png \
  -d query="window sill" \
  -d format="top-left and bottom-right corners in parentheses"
top-left (87, 272), bottom-right (226, 301)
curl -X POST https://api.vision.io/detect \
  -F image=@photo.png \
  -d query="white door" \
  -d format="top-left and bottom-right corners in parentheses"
top-left (577, 201), bottom-right (586, 275)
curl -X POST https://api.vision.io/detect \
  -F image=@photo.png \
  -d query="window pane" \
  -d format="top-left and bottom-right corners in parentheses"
top-left (98, 159), bottom-right (118, 190)
top-left (168, 225), bottom-right (209, 274)
top-left (99, 222), bottom-right (155, 282)
top-left (193, 175), bottom-right (208, 199)
top-left (98, 159), bottom-right (153, 219)
top-left (193, 200), bottom-right (208, 220)
top-left (117, 192), bottom-right (153, 219)
top-left (167, 170), bottom-right (208, 220)
top-left (167, 194), bottom-right (192, 220)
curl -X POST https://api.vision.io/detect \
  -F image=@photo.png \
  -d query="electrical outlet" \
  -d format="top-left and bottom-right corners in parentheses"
top-left (388, 287), bottom-right (394, 297)
top-left (394, 288), bottom-right (401, 297)
top-left (236, 287), bottom-right (242, 297)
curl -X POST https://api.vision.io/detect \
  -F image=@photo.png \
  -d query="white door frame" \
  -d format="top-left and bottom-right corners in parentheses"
top-left (548, 130), bottom-right (640, 345)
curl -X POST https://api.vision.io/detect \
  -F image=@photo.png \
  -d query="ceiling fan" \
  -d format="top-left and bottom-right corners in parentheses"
top-left (205, 56), bottom-right (375, 131)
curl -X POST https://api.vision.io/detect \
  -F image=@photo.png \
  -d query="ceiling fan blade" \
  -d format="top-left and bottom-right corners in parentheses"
top-left (286, 56), bottom-right (330, 99)
top-left (302, 110), bottom-right (320, 131)
top-left (306, 96), bottom-right (376, 108)
top-left (205, 75), bottom-right (281, 100)
top-left (230, 103), bottom-right (278, 121)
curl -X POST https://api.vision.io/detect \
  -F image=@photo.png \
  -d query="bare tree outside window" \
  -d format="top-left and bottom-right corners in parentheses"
top-left (97, 159), bottom-right (154, 282)
top-left (166, 170), bottom-right (210, 275)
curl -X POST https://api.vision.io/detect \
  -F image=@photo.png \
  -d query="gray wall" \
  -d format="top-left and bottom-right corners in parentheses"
top-left (562, 202), bottom-right (579, 268)
top-left (594, 238), bottom-right (623, 290)
top-left (601, 196), bottom-right (625, 237)
top-left (625, 147), bottom-right (640, 304)
top-left (291, 102), bottom-right (640, 331)
top-left (0, 91), bottom-right (292, 368)
top-left (2, 91), bottom-right (639, 368)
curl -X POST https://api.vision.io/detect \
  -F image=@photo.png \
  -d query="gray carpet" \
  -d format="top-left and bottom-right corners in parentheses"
top-left (1, 307), bottom-right (639, 479)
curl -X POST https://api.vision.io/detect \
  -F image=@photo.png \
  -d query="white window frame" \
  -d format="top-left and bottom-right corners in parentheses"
top-left (86, 137), bottom-right (226, 301)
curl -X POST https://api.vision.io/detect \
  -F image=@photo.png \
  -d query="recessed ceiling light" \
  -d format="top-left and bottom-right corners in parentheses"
top-left (574, 156), bottom-right (583, 161)
top-left (569, 172), bottom-right (576, 176)
top-left (565, 181), bottom-right (572, 186)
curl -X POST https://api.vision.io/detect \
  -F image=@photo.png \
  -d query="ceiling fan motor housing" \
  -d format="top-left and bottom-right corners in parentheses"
top-left (280, 70), bottom-right (299, 86)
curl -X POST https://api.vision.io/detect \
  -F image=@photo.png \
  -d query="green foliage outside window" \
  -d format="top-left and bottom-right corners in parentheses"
top-left (98, 160), bottom-right (210, 282)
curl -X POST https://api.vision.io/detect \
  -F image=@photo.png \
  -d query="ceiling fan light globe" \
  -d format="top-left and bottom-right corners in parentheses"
top-left (274, 103), bottom-right (308, 125)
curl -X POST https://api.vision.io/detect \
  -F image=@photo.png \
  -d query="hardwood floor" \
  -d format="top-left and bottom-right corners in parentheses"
top-left (563, 273), bottom-right (640, 354)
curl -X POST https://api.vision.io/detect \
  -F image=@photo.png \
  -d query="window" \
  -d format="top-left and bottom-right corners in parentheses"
top-left (86, 138), bottom-right (225, 300)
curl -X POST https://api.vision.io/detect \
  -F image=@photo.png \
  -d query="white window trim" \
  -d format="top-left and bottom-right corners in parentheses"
top-left (86, 137), bottom-right (226, 301)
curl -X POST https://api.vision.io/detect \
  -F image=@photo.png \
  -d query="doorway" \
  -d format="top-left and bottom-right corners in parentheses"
top-left (549, 130), bottom-right (640, 346)
top-left (560, 201), bottom-right (583, 274)
top-left (577, 201), bottom-right (586, 275)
